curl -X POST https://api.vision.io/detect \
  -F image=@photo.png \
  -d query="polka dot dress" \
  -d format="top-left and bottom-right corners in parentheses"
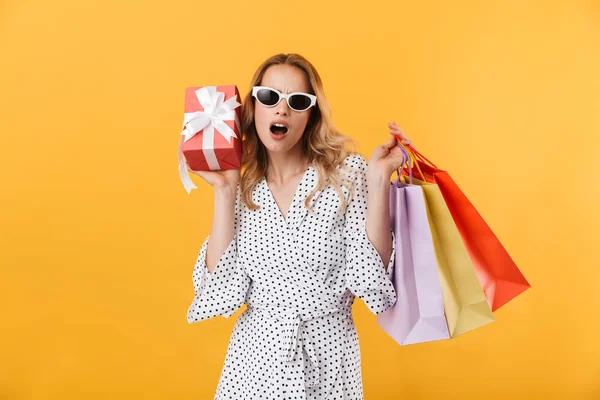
top-left (187, 153), bottom-right (397, 399)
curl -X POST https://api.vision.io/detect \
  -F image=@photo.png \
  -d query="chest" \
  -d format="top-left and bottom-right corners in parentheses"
top-left (265, 174), bottom-right (305, 221)
top-left (239, 182), bottom-right (347, 278)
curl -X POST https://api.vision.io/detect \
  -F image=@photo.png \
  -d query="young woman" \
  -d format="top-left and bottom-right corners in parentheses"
top-left (186, 53), bottom-right (414, 400)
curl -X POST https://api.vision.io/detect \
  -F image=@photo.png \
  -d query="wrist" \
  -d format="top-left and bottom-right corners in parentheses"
top-left (367, 169), bottom-right (391, 189)
top-left (214, 184), bottom-right (237, 199)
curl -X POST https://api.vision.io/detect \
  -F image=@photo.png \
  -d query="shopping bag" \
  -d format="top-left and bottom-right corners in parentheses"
top-left (403, 145), bottom-right (530, 311)
top-left (412, 176), bottom-right (495, 337)
top-left (377, 146), bottom-right (450, 345)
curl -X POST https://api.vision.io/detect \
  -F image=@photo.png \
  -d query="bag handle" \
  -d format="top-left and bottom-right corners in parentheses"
top-left (400, 141), bottom-right (438, 169)
top-left (394, 144), bottom-right (412, 185)
top-left (393, 138), bottom-right (426, 183)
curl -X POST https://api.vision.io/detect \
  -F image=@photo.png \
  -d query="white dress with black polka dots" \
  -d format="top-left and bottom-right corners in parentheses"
top-left (187, 153), bottom-right (397, 399)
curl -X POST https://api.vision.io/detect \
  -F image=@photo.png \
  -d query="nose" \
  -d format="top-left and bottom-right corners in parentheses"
top-left (275, 96), bottom-right (289, 115)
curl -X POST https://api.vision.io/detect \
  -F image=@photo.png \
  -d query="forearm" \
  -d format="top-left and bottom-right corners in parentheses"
top-left (366, 170), bottom-right (393, 271)
top-left (205, 184), bottom-right (237, 274)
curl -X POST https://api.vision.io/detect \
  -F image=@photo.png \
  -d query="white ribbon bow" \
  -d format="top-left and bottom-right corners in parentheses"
top-left (178, 86), bottom-right (241, 193)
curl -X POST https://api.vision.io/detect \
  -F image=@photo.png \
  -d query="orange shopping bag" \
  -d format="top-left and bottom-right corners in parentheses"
top-left (400, 145), bottom-right (530, 311)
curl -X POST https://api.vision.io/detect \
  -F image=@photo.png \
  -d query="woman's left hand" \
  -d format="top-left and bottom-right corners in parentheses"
top-left (388, 121), bottom-right (414, 148)
top-left (368, 121), bottom-right (415, 178)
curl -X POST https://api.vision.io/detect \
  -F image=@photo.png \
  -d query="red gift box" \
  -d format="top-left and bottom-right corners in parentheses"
top-left (178, 85), bottom-right (243, 193)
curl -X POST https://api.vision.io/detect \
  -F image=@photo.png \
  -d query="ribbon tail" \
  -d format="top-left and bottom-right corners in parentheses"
top-left (213, 119), bottom-right (239, 144)
top-left (178, 136), bottom-right (198, 194)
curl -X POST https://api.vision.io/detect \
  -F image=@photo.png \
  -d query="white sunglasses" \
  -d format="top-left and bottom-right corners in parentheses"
top-left (252, 86), bottom-right (317, 112)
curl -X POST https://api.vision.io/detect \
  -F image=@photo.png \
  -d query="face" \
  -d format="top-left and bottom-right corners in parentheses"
top-left (254, 64), bottom-right (313, 155)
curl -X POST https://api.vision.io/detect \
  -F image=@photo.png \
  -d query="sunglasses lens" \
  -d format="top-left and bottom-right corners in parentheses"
top-left (256, 88), bottom-right (280, 106)
top-left (289, 94), bottom-right (312, 111)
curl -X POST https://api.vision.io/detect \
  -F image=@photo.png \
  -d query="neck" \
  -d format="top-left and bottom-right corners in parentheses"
top-left (266, 151), bottom-right (310, 185)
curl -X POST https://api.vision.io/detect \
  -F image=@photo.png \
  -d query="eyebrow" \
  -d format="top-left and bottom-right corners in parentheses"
top-left (262, 85), bottom-right (307, 94)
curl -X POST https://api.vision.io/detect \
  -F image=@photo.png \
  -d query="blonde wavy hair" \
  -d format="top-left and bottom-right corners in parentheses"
top-left (240, 53), bottom-right (359, 213)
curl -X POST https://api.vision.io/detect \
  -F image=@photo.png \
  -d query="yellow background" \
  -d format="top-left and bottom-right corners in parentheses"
top-left (1, 0), bottom-right (599, 398)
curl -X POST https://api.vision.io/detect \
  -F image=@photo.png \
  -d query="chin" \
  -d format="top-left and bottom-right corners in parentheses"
top-left (264, 142), bottom-right (294, 152)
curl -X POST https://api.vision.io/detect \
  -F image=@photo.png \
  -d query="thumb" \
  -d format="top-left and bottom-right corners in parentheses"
top-left (385, 135), bottom-right (398, 149)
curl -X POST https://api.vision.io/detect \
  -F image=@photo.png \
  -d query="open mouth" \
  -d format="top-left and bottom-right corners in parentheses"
top-left (270, 123), bottom-right (289, 135)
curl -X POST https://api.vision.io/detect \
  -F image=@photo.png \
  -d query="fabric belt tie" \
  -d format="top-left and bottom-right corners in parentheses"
top-left (248, 304), bottom-right (352, 388)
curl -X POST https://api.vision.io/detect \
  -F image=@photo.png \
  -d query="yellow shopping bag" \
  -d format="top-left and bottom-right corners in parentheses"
top-left (413, 178), bottom-right (495, 337)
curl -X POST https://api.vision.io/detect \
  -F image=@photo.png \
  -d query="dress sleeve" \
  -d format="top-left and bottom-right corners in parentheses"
top-left (187, 184), bottom-right (251, 323)
top-left (343, 154), bottom-right (397, 315)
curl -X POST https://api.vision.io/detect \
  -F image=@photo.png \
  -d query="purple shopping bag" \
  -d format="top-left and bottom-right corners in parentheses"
top-left (377, 146), bottom-right (450, 346)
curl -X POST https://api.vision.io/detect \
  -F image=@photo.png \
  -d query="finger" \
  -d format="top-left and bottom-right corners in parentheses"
top-left (390, 133), bottom-right (405, 143)
top-left (391, 134), bottom-right (405, 144)
top-left (389, 123), bottom-right (407, 134)
top-left (384, 136), bottom-right (397, 149)
top-left (389, 127), bottom-right (407, 137)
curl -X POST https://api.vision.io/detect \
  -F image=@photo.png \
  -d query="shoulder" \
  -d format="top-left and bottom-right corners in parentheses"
top-left (340, 152), bottom-right (369, 180)
top-left (342, 152), bottom-right (367, 168)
